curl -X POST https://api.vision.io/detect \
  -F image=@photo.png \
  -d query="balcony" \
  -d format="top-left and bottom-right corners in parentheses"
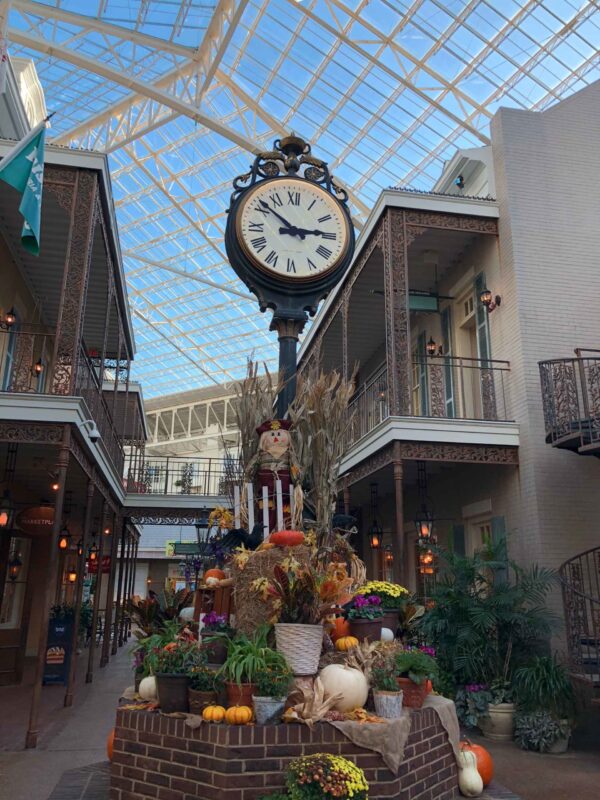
top-left (124, 454), bottom-right (230, 497)
top-left (348, 357), bottom-right (511, 445)
top-left (539, 351), bottom-right (600, 455)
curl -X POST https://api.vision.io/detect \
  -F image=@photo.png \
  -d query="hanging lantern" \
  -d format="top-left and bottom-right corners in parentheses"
top-left (419, 549), bottom-right (435, 575)
top-left (368, 521), bottom-right (382, 549)
top-left (88, 539), bottom-right (98, 562)
top-left (76, 538), bottom-right (84, 557)
top-left (8, 553), bottom-right (22, 581)
top-left (58, 526), bottom-right (71, 551)
top-left (414, 506), bottom-right (434, 546)
top-left (0, 490), bottom-right (14, 529)
top-left (384, 546), bottom-right (394, 565)
top-left (67, 568), bottom-right (77, 584)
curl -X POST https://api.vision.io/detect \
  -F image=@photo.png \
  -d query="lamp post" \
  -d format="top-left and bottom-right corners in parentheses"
top-left (8, 553), bottom-right (22, 581)
top-left (0, 489), bottom-right (14, 529)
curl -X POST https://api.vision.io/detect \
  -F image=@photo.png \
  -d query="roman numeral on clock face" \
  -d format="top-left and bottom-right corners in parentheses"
top-left (248, 221), bottom-right (264, 232)
top-left (251, 236), bottom-right (267, 252)
top-left (307, 258), bottom-right (318, 271)
top-left (321, 232), bottom-right (336, 240)
top-left (287, 191), bottom-right (301, 206)
top-left (318, 214), bottom-right (332, 223)
top-left (316, 245), bottom-right (332, 259)
top-left (269, 193), bottom-right (283, 207)
top-left (287, 258), bottom-right (296, 273)
top-left (265, 250), bottom-right (278, 267)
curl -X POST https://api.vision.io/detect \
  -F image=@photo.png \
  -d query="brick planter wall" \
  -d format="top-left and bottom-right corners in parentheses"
top-left (110, 707), bottom-right (458, 800)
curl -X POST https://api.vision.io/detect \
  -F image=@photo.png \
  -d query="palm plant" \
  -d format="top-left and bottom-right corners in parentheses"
top-left (417, 538), bottom-right (558, 688)
top-left (513, 655), bottom-right (576, 719)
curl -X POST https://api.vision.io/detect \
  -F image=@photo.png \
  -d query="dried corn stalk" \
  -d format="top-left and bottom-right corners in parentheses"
top-left (233, 360), bottom-right (281, 478)
top-left (283, 677), bottom-right (343, 728)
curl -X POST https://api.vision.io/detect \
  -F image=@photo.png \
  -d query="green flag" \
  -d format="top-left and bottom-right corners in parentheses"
top-left (0, 120), bottom-right (47, 255)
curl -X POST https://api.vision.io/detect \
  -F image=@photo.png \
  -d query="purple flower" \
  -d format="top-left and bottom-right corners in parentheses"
top-left (203, 611), bottom-right (226, 627)
top-left (465, 683), bottom-right (488, 693)
top-left (367, 595), bottom-right (382, 605)
top-left (353, 595), bottom-right (369, 608)
top-left (420, 646), bottom-right (436, 658)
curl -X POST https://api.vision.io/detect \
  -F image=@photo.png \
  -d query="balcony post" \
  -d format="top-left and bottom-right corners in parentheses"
top-left (342, 289), bottom-right (349, 382)
top-left (392, 445), bottom-right (406, 586)
top-left (111, 520), bottom-right (127, 654)
top-left (118, 530), bottom-right (132, 646)
top-left (86, 500), bottom-right (107, 683)
top-left (125, 535), bottom-right (139, 640)
top-left (382, 209), bottom-right (411, 416)
top-left (100, 511), bottom-right (121, 667)
top-left (51, 172), bottom-right (98, 395)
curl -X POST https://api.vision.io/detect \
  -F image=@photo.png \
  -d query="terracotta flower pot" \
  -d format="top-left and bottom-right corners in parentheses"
top-left (188, 688), bottom-right (217, 715)
top-left (156, 673), bottom-right (189, 713)
top-left (396, 677), bottom-right (428, 709)
top-left (225, 681), bottom-right (256, 707)
top-left (349, 617), bottom-right (383, 642)
top-left (202, 636), bottom-right (228, 665)
top-left (380, 610), bottom-right (399, 633)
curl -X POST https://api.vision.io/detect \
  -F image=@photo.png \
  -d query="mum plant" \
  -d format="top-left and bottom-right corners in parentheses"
top-left (188, 666), bottom-right (224, 693)
top-left (154, 640), bottom-right (202, 675)
top-left (255, 661), bottom-right (294, 699)
top-left (286, 753), bottom-right (369, 800)
top-left (354, 581), bottom-right (409, 609)
top-left (395, 649), bottom-right (438, 685)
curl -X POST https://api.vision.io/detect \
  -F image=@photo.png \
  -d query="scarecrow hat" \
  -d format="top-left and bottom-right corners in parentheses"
top-left (256, 419), bottom-right (292, 435)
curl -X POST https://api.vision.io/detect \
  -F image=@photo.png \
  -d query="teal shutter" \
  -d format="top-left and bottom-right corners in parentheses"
top-left (441, 306), bottom-right (455, 418)
top-left (452, 524), bottom-right (465, 556)
top-left (491, 516), bottom-right (508, 582)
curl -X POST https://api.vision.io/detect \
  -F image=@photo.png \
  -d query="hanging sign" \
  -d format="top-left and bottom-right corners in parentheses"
top-left (87, 555), bottom-right (111, 574)
top-left (16, 505), bottom-right (54, 535)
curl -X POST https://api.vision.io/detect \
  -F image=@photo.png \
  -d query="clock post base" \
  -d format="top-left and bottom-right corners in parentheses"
top-left (270, 314), bottom-right (307, 417)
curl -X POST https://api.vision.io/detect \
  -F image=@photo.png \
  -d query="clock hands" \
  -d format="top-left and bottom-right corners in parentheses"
top-left (278, 226), bottom-right (328, 238)
top-left (258, 199), bottom-right (297, 232)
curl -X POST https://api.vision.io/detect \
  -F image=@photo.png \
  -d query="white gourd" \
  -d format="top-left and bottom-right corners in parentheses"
top-left (179, 606), bottom-right (195, 622)
top-left (380, 627), bottom-right (394, 642)
top-left (138, 675), bottom-right (158, 701)
top-left (319, 664), bottom-right (369, 712)
top-left (458, 750), bottom-right (483, 797)
top-left (205, 576), bottom-right (220, 587)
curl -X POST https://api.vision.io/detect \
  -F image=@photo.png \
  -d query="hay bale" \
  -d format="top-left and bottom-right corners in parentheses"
top-left (232, 545), bottom-right (312, 635)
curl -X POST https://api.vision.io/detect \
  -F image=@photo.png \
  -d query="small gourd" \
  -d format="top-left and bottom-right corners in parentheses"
top-left (225, 705), bottom-right (253, 725)
top-left (460, 741), bottom-right (493, 787)
top-left (380, 627), bottom-right (394, 642)
top-left (335, 635), bottom-right (359, 652)
top-left (458, 749), bottom-right (484, 797)
top-left (138, 675), bottom-right (158, 701)
top-left (106, 728), bottom-right (115, 761)
top-left (202, 705), bottom-right (226, 723)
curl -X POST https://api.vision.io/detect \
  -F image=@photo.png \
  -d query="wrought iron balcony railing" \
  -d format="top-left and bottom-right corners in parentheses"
top-left (560, 545), bottom-right (600, 684)
top-left (539, 350), bottom-right (600, 453)
top-left (348, 357), bottom-right (511, 445)
top-left (124, 454), bottom-right (231, 497)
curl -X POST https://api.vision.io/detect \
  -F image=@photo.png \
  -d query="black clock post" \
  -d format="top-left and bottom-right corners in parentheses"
top-left (225, 136), bottom-right (355, 416)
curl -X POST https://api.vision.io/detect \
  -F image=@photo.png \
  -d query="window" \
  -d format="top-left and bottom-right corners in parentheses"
top-left (467, 519), bottom-right (492, 556)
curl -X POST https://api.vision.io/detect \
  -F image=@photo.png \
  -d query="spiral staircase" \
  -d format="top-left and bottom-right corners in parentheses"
top-left (560, 546), bottom-right (600, 691)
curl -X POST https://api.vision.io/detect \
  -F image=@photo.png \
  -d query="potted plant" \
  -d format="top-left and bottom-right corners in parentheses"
top-left (255, 562), bottom-right (328, 676)
top-left (371, 664), bottom-right (403, 719)
top-left (455, 684), bottom-right (493, 729)
top-left (477, 679), bottom-right (516, 741)
top-left (514, 711), bottom-right (571, 753)
top-left (354, 581), bottom-right (410, 633)
top-left (201, 611), bottom-right (235, 665)
top-left (188, 666), bottom-right (223, 714)
top-left (252, 654), bottom-right (293, 724)
top-left (347, 594), bottom-right (384, 642)
top-left (512, 655), bottom-right (576, 752)
top-left (394, 649), bottom-right (438, 708)
top-left (286, 753), bottom-right (369, 800)
top-left (154, 640), bottom-right (199, 713)
top-left (220, 627), bottom-right (271, 706)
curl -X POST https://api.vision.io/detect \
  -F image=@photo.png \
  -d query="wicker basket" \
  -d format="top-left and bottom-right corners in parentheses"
top-left (274, 623), bottom-right (323, 676)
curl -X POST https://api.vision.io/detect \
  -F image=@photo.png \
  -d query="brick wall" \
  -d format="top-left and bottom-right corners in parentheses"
top-left (110, 708), bottom-right (458, 800)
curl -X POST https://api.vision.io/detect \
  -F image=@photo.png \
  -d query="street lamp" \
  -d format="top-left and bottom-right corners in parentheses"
top-left (0, 490), bottom-right (14, 529)
top-left (8, 553), bottom-right (22, 581)
top-left (58, 526), bottom-right (71, 551)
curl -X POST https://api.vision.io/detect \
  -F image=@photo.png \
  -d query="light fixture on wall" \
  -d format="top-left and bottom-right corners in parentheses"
top-left (67, 568), bottom-right (77, 584)
top-left (76, 538), bottom-right (84, 557)
top-left (103, 525), bottom-right (111, 535)
top-left (8, 553), bottom-right (22, 581)
top-left (88, 535), bottom-right (98, 562)
top-left (51, 474), bottom-right (60, 492)
top-left (0, 489), bottom-right (14, 529)
top-left (32, 358), bottom-right (44, 377)
top-left (479, 287), bottom-right (501, 313)
top-left (384, 546), bottom-right (394, 566)
top-left (368, 483), bottom-right (383, 549)
top-left (0, 308), bottom-right (16, 330)
top-left (426, 336), bottom-right (443, 357)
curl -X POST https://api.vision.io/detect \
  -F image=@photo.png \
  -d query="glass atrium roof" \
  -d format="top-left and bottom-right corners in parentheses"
top-left (6, 0), bottom-right (600, 397)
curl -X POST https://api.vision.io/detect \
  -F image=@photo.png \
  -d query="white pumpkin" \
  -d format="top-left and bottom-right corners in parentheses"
top-left (319, 664), bottom-right (368, 712)
top-left (458, 750), bottom-right (483, 797)
top-left (380, 627), bottom-right (394, 642)
top-left (179, 606), bottom-right (195, 622)
top-left (138, 675), bottom-right (158, 702)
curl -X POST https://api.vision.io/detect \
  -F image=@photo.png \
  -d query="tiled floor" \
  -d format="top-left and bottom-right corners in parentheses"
top-left (47, 762), bottom-right (111, 800)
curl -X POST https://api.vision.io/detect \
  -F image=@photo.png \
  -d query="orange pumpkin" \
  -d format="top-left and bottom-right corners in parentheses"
top-left (425, 679), bottom-right (433, 694)
top-left (269, 530), bottom-right (305, 547)
top-left (204, 568), bottom-right (225, 581)
top-left (335, 635), bottom-right (359, 652)
top-left (331, 617), bottom-right (351, 642)
top-left (202, 705), bottom-right (226, 723)
top-left (460, 740), bottom-right (494, 787)
top-left (225, 705), bottom-right (253, 725)
top-left (163, 642), bottom-right (178, 652)
top-left (106, 728), bottom-right (115, 761)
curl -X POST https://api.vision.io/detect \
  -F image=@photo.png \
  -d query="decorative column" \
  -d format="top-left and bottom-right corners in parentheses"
top-left (118, 530), bottom-right (132, 646)
top-left (64, 476), bottom-right (95, 707)
top-left (111, 520), bottom-right (127, 655)
top-left (270, 315), bottom-right (307, 418)
top-left (383, 209), bottom-right (411, 416)
top-left (86, 501), bottom-right (107, 683)
top-left (51, 172), bottom-right (98, 395)
top-left (341, 290), bottom-right (349, 383)
top-left (392, 444), bottom-right (406, 587)
top-left (26, 426), bottom-right (71, 749)
top-left (100, 511), bottom-right (120, 667)
top-left (125, 534), bottom-right (139, 640)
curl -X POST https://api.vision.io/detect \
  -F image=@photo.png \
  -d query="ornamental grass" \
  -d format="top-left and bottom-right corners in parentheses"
top-left (286, 753), bottom-right (369, 800)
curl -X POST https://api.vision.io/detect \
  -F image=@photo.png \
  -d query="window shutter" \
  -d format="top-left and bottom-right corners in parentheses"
top-left (491, 516), bottom-right (507, 582)
top-left (451, 524), bottom-right (465, 556)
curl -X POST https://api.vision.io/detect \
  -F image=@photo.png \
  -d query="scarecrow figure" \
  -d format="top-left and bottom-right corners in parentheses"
top-left (255, 419), bottom-right (294, 531)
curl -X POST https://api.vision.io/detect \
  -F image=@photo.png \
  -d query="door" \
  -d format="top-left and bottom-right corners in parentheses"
top-left (0, 535), bottom-right (31, 685)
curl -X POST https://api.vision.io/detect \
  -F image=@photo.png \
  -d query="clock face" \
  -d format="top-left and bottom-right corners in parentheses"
top-left (236, 177), bottom-right (351, 281)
